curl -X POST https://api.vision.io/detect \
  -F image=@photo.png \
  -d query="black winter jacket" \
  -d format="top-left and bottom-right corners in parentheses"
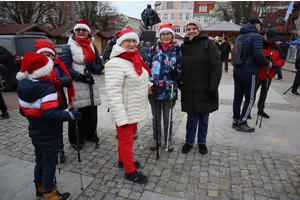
top-left (181, 31), bottom-right (222, 114)
top-left (220, 42), bottom-right (231, 58)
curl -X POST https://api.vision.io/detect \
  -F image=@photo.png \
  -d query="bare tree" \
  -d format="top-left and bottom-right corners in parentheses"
top-left (46, 1), bottom-right (76, 28)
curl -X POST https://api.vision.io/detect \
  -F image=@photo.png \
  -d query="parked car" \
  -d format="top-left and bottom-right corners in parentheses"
top-left (54, 44), bottom-right (66, 60)
top-left (0, 35), bottom-right (53, 91)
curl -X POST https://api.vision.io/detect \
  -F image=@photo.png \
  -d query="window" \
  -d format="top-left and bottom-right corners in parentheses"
top-left (204, 16), bottom-right (208, 23)
top-left (266, 8), bottom-right (270, 12)
top-left (166, 2), bottom-right (173, 9)
top-left (156, 26), bottom-right (159, 33)
top-left (197, 16), bottom-right (201, 22)
top-left (165, 14), bottom-right (168, 20)
top-left (155, 4), bottom-right (161, 11)
top-left (211, 16), bottom-right (216, 23)
top-left (183, 25), bottom-right (186, 33)
top-left (179, 13), bottom-right (183, 20)
top-left (200, 5), bottom-right (207, 12)
top-left (181, 1), bottom-right (188, 9)
top-left (186, 13), bottom-right (190, 20)
top-left (173, 25), bottom-right (180, 33)
top-left (171, 14), bottom-right (174, 20)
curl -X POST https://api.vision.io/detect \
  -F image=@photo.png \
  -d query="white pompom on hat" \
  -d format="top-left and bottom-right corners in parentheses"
top-left (116, 27), bottom-right (140, 46)
top-left (159, 23), bottom-right (175, 38)
top-left (34, 39), bottom-right (56, 56)
top-left (73, 19), bottom-right (91, 34)
top-left (16, 52), bottom-right (53, 81)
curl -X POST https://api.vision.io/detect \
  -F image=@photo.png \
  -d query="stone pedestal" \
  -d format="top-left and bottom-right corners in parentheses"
top-left (142, 31), bottom-right (156, 46)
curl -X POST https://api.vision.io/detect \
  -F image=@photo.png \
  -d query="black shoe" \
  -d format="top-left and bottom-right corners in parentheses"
top-left (118, 161), bottom-right (141, 169)
top-left (125, 170), bottom-right (148, 184)
top-left (232, 119), bottom-right (238, 128)
top-left (181, 143), bottom-right (193, 153)
top-left (235, 121), bottom-right (255, 132)
top-left (199, 144), bottom-right (208, 155)
top-left (71, 144), bottom-right (82, 150)
top-left (59, 149), bottom-right (65, 163)
top-left (292, 91), bottom-right (300, 95)
top-left (257, 111), bottom-right (270, 119)
top-left (1, 112), bottom-right (9, 118)
top-left (247, 115), bottom-right (252, 120)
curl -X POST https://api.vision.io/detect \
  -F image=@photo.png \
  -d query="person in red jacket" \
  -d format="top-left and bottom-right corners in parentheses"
top-left (255, 30), bottom-right (286, 118)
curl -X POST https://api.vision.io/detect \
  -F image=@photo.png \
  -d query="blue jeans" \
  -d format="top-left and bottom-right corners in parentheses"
top-left (32, 138), bottom-right (60, 192)
top-left (185, 113), bottom-right (209, 145)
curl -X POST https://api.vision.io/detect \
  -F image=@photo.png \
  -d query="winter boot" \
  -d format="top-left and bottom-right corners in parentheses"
top-left (59, 148), bottom-right (65, 163)
top-left (35, 185), bottom-right (43, 199)
top-left (235, 121), bottom-right (255, 132)
top-left (43, 187), bottom-right (71, 200)
top-left (199, 144), bottom-right (208, 155)
top-left (232, 119), bottom-right (238, 128)
top-left (125, 170), bottom-right (148, 184)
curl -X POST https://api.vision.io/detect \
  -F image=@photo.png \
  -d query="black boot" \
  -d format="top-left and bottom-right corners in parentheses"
top-left (235, 121), bottom-right (255, 132)
top-left (59, 148), bottom-right (65, 163)
top-left (232, 119), bottom-right (238, 128)
top-left (125, 170), bottom-right (148, 184)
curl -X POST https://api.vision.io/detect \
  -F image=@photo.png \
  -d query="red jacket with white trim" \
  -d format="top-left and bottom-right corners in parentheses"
top-left (257, 40), bottom-right (286, 80)
top-left (17, 79), bottom-right (72, 142)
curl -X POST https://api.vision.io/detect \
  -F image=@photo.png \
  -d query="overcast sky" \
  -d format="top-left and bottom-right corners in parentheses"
top-left (111, 1), bottom-right (156, 20)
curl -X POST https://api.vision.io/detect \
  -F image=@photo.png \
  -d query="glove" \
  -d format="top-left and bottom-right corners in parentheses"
top-left (86, 62), bottom-right (96, 73)
top-left (151, 80), bottom-right (163, 94)
top-left (265, 55), bottom-right (270, 61)
top-left (208, 91), bottom-right (216, 99)
top-left (69, 110), bottom-right (82, 121)
top-left (79, 74), bottom-right (95, 84)
top-left (168, 68), bottom-right (178, 80)
top-left (52, 79), bottom-right (62, 90)
top-left (272, 63), bottom-right (279, 70)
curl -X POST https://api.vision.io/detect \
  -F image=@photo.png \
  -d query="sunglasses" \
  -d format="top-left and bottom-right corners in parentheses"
top-left (75, 29), bottom-right (88, 33)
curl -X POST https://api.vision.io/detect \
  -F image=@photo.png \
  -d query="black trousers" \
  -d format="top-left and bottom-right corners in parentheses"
top-left (0, 92), bottom-right (7, 113)
top-left (292, 70), bottom-right (300, 93)
top-left (274, 68), bottom-right (283, 79)
top-left (221, 56), bottom-right (228, 71)
top-left (256, 78), bottom-right (272, 112)
top-left (68, 106), bottom-right (98, 145)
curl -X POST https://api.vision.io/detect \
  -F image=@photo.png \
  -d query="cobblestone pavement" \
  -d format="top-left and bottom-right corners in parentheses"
top-left (1, 63), bottom-right (300, 200)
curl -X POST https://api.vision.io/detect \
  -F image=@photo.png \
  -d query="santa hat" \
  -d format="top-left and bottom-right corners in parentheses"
top-left (116, 27), bottom-right (139, 46)
top-left (34, 40), bottom-right (56, 56)
top-left (159, 23), bottom-right (175, 38)
top-left (16, 52), bottom-right (53, 81)
top-left (73, 20), bottom-right (91, 34)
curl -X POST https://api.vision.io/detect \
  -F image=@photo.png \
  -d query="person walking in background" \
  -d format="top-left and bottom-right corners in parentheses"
top-left (143, 41), bottom-right (151, 54)
top-left (145, 23), bottom-right (182, 152)
top-left (34, 39), bottom-right (75, 163)
top-left (62, 20), bottom-right (104, 150)
top-left (105, 27), bottom-right (151, 184)
top-left (232, 18), bottom-right (272, 133)
top-left (180, 19), bottom-right (222, 155)
top-left (292, 45), bottom-right (300, 95)
top-left (274, 39), bottom-right (288, 81)
top-left (0, 92), bottom-right (9, 118)
top-left (16, 52), bottom-right (81, 200)
top-left (256, 30), bottom-right (286, 118)
top-left (220, 37), bottom-right (231, 73)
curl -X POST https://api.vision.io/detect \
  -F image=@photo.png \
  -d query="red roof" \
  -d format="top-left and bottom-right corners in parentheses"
top-left (0, 24), bottom-right (53, 36)
top-left (48, 27), bottom-right (72, 36)
top-left (102, 31), bottom-right (117, 38)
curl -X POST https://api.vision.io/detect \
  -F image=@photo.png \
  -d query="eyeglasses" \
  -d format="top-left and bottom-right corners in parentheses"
top-left (161, 32), bottom-right (172, 37)
top-left (75, 29), bottom-right (88, 33)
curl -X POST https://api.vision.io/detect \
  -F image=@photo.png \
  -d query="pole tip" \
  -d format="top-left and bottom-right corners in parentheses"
top-left (140, 146), bottom-right (143, 149)
top-left (165, 149), bottom-right (168, 152)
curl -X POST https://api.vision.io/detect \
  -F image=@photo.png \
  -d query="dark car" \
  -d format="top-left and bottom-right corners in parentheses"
top-left (54, 44), bottom-right (66, 60)
top-left (0, 35), bottom-right (53, 91)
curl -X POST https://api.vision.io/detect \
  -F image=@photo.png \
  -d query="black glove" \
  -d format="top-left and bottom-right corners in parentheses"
top-left (152, 80), bottom-right (163, 94)
top-left (79, 74), bottom-right (95, 84)
top-left (265, 55), bottom-right (271, 61)
top-left (168, 68), bottom-right (178, 80)
top-left (208, 91), bottom-right (216, 99)
top-left (86, 62), bottom-right (96, 73)
top-left (272, 63), bottom-right (279, 70)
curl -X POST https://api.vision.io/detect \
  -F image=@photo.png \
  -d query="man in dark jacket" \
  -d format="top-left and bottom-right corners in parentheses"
top-left (274, 39), bottom-right (288, 81)
top-left (292, 45), bottom-right (300, 95)
top-left (220, 37), bottom-right (231, 72)
top-left (232, 18), bottom-right (272, 133)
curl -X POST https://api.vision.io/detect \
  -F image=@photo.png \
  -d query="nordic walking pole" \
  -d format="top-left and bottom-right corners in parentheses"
top-left (87, 69), bottom-right (99, 148)
top-left (283, 78), bottom-right (300, 94)
top-left (75, 120), bottom-right (83, 190)
top-left (137, 123), bottom-right (142, 149)
top-left (166, 84), bottom-right (174, 152)
top-left (154, 97), bottom-right (159, 160)
top-left (57, 151), bottom-right (61, 174)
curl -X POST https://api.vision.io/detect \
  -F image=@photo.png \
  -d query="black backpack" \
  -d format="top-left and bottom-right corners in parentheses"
top-left (231, 33), bottom-right (254, 68)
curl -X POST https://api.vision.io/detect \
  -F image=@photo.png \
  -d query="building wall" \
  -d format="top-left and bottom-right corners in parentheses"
top-left (92, 36), bottom-right (102, 55)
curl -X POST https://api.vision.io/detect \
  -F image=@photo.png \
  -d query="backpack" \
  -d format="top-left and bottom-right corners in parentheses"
top-left (231, 33), bottom-right (254, 68)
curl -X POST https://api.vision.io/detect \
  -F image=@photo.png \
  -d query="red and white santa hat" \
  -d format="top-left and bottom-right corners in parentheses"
top-left (116, 27), bottom-right (139, 46)
top-left (73, 20), bottom-right (91, 34)
top-left (159, 23), bottom-right (175, 38)
top-left (16, 52), bottom-right (53, 81)
top-left (34, 40), bottom-right (56, 56)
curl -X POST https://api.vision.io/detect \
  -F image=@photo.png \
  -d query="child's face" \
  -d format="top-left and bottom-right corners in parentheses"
top-left (41, 52), bottom-right (53, 59)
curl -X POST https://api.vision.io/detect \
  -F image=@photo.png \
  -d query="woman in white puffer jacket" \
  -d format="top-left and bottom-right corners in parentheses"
top-left (105, 27), bottom-right (152, 184)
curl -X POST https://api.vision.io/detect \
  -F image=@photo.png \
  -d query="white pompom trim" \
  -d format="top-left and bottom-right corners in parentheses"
top-left (36, 48), bottom-right (55, 56)
top-left (116, 32), bottom-right (140, 46)
top-left (73, 24), bottom-right (91, 34)
top-left (159, 27), bottom-right (175, 38)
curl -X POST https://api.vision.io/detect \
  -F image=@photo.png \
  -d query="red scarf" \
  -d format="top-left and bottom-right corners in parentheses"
top-left (119, 50), bottom-right (151, 76)
top-left (161, 42), bottom-right (174, 52)
top-left (35, 76), bottom-right (51, 81)
top-left (75, 36), bottom-right (96, 64)
top-left (50, 58), bottom-right (76, 109)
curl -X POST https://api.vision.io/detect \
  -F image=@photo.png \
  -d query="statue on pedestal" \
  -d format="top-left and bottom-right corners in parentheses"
top-left (141, 4), bottom-right (161, 30)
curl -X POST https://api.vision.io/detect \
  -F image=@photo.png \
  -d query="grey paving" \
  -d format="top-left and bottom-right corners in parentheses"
top-left (1, 63), bottom-right (300, 199)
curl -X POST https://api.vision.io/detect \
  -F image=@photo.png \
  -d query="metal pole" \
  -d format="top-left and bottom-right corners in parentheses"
top-left (284, 14), bottom-right (291, 43)
top-left (75, 120), bottom-right (84, 190)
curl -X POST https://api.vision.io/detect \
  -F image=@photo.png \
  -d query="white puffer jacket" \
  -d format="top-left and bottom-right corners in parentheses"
top-left (68, 36), bottom-right (101, 109)
top-left (105, 44), bottom-right (151, 127)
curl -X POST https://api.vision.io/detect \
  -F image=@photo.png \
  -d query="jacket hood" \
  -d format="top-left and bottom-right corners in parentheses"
top-left (183, 30), bottom-right (208, 43)
top-left (110, 44), bottom-right (127, 59)
top-left (17, 79), bottom-right (51, 102)
top-left (240, 23), bottom-right (258, 34)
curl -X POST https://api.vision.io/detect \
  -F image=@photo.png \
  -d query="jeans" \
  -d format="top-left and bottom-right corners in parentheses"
top-left (32, 138), bottom-right (60, 192)
top-left (185, 113), bottom-right (209, 145)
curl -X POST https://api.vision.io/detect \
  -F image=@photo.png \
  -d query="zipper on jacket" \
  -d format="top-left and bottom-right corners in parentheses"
top-left (190, 42), bottom-right (195, 114)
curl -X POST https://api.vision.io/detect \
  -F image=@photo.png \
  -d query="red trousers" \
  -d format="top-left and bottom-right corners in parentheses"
top-left (115, 123), bottom-right (137, 174)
